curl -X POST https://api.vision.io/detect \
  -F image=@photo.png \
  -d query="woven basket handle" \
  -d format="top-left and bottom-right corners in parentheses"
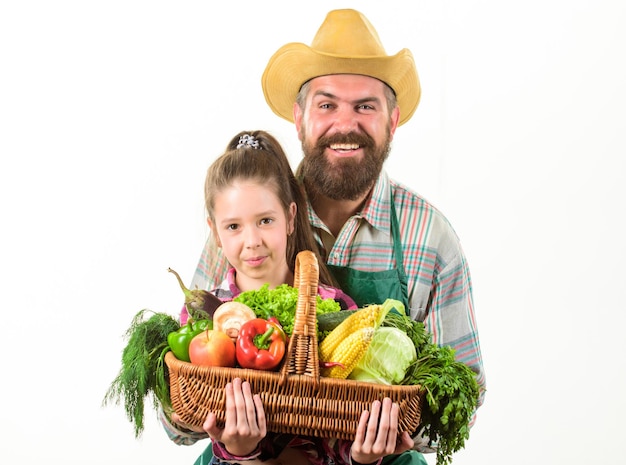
top-left (279, 250), bottom-right (320, 384)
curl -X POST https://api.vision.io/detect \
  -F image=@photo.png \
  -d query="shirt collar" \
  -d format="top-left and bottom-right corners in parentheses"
top-left (226, 267), bottom-right (241, 297)
top-left (361, 171), bottom-right (392, 233)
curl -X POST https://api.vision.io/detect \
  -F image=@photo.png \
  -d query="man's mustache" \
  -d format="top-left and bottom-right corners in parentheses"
top-left (316, 132), bottom-right (374, 148)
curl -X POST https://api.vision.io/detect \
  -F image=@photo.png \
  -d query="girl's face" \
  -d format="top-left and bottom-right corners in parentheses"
top-left (209, 179), bottom-right (296, 292)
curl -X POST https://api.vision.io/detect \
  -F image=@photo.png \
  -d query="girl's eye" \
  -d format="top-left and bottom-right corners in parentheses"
top-left (260, 218), bottom-right (273, 226)
top-left (226, 224), bottom-right (239, 231)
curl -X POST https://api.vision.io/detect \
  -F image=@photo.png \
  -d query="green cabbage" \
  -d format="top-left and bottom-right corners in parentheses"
top-left (348, 326), bottom-right (417, 385)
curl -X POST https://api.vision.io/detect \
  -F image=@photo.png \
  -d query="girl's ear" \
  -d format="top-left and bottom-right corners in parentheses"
top-left (287, 202), bottom-right (297, 236)
top-left (207, 218), bottom-right (222, 247)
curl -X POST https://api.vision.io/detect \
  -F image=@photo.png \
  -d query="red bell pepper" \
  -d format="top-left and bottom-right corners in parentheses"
top-left (236, 318), bottom-right (286, 370)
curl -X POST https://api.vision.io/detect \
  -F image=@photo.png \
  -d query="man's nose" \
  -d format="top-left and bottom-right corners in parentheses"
top-left (333, 106), bottom-right (359, 133)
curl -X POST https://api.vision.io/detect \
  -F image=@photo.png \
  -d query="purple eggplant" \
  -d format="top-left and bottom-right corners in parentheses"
top-left (167, 268), bottom-right (222, 319)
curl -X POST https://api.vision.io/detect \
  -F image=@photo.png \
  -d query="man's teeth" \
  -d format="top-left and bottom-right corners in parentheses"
top-left (330, 143), bottom-right (359, 150)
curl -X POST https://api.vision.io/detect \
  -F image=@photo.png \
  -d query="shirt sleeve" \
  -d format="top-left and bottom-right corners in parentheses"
top-left (158, 408), bottom-right (209, 446)
top-left (424, 248), bottom-right (487, 415)
top-left (408, 243), bottom-right (486, 454)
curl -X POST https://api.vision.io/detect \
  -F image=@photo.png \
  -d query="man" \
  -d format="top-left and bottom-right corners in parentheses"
top-left (182, 8), bottom-right (486, 465)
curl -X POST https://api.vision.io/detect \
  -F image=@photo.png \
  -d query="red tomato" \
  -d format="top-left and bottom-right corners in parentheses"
top-left (188, 329), bottom-right (236, 367)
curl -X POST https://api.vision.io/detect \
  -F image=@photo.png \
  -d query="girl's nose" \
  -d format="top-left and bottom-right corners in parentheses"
top-left (244, 227), bottom-right (262, 248)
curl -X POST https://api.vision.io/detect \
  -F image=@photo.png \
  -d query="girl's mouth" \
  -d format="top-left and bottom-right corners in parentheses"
top-left (245, 256), bottom-right (267, 267)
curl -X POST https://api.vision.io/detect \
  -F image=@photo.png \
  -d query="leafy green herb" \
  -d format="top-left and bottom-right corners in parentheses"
top-left (383, 312), bottom-right (481, 465)
top-left (234, 283), bottom-right (340, 336)
top-left (102, 309), bottom-right (179, 437)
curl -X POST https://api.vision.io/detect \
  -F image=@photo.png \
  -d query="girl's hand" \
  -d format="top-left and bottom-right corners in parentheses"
top-left (203, 377), bottom-right (267, 457)
top-left (350, 398), bottom-right (414, 464)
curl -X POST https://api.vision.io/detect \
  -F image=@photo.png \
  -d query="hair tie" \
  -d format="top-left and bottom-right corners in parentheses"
top-left (236, 134), bottom-right (261, 150)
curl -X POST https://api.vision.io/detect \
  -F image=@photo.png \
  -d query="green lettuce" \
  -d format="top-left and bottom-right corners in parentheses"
top-left (234, 283), bottom-right (340, 336)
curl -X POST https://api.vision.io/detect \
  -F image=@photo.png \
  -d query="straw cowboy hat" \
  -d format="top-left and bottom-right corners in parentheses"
top-left (261, 9), bottom-right (421, 126)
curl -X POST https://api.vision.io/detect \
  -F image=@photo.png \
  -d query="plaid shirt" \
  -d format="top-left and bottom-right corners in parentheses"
top-left (190, 170), bottom-right (486, 448)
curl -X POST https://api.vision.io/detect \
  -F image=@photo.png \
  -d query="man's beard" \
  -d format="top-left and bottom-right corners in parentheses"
top-left (299, 131), bottom-right (391, 201)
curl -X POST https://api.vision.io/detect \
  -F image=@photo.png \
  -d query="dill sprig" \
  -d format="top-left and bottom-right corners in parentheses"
top-left (102, 309), bottom-right (180, 437)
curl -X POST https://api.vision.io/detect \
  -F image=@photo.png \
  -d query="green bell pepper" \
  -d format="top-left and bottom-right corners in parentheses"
top-left (167, 319), bottom-right (212, 362)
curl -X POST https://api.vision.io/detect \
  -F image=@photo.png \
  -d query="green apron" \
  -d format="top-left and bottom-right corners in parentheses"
top-left (193, 442), bottom-right (212, 465)
top-left (327, 193), bottom-right (409, 313)
top-left (381, 450), bottom-right (428, 465)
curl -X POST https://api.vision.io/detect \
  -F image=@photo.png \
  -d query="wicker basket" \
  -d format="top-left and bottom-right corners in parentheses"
top-left (165, 250), bottom-right (423, 440)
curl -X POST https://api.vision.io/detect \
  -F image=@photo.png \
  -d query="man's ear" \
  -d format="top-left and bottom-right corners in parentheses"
top-left (389, 105), bottom-right (401, 139)
top-left (293, 102), bottom-right (303, 140)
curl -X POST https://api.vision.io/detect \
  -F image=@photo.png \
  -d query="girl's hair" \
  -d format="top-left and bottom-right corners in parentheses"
top-left (204, 130), bottom-right (336, 287)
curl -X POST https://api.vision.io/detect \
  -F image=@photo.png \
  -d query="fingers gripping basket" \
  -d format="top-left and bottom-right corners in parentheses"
top-left (165, 250), bottom-right (423, 440)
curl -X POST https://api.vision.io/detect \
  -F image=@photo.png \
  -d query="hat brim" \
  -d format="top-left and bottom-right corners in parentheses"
top-left (262, 43), bottom-right (421, 126)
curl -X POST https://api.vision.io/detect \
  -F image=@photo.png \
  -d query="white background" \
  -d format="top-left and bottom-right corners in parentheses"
top-left (1, 1), bottom-right (624, 464)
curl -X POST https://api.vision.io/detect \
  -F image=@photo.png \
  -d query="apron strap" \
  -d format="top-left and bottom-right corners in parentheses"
top-left (389, 191), bottom-right (410, 314)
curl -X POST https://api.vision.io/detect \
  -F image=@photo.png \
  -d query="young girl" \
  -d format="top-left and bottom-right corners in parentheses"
top-left (163, 130), bottom-right (413, 465)
top-left (179, 129), bottom-right (355, 327)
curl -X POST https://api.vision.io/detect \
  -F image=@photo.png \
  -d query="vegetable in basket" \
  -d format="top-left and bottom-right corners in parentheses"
top-left (348, 326), bottom-right (417, 385)
top-left (168, 267), bottom-right (222, 319)
top-left (188, 328), bottom-right (236, 367)
top-left (234, 283), bottom-right (341, 336)
top-left (167, 318), bottom-right (212, 362)
top-left (102, 309), bottom-right (177, 438)
top-left (235, 317), bottom-right (286, 370)
top-left (318, 302), bottom-right (391, 378)
top-left (212, 301), bottom-right (256, 342)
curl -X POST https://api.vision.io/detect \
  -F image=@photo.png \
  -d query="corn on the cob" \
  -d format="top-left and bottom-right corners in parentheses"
top-left (321, 326), bottom-right (375, 378)
top-left (319, 304), bottom-right (382, 360)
